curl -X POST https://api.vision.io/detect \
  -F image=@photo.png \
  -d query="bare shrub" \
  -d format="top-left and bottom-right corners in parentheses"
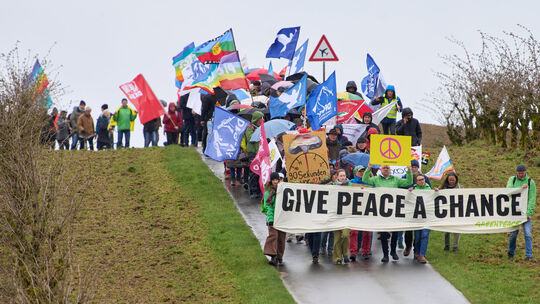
top-left (0, 47), bottom-right (92, 303)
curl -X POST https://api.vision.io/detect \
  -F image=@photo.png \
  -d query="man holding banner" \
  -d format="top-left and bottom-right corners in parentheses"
top-left (363, 163), bottom-right (413, 262)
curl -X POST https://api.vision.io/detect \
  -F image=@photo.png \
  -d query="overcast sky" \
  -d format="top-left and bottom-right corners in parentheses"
top-left (2, 0), bottom-right (538, 147)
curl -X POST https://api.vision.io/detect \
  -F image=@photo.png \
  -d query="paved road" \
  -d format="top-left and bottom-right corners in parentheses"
top-left (200, 151), bottom-right (469, 304)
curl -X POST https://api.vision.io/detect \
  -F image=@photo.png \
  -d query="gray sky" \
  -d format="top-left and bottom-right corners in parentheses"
top-left (2, 0), bottom-right (538, 147)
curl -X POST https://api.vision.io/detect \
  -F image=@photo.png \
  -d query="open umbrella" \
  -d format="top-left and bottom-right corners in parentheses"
top-left (271, 81), bottom-right (294, 90)
top-left (342, 152), bottom-right (380, 169)
top-left (250, 119), bottom-right (296, 141)
top-left (246, 69), bottom-right (282, 81)
top-left (226, 104), bottom-right (252, 111)
top-left (237, 108), bottom-right (264, 120)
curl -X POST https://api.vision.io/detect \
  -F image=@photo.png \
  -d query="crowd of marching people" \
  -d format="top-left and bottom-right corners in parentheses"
top-left (40, 75), bottom-right (536, 268)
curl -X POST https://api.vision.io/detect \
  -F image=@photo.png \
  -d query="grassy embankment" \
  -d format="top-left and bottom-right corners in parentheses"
top-left (421, 140), bottom-right (539, 304)
top-left (65, 147), bottom-right (293, 303)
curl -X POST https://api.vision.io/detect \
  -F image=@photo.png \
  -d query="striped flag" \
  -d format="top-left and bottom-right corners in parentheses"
top-left (425, 146), bottom-right (455, 180)
top-left (28, 59), bottom-right (52, 107)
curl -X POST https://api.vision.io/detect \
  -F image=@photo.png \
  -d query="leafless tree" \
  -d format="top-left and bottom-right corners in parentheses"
top-left (0, 47), bottom-right (92, 303)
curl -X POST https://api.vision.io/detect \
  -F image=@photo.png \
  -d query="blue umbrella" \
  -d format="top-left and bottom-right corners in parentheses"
top-left (250, 119), bottom-right (296, 142)
top-left (342, 152), bottom-right (380, 169)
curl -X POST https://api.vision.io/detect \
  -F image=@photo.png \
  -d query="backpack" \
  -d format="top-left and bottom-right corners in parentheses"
top-left (512, 176), bottom-right (531, 187)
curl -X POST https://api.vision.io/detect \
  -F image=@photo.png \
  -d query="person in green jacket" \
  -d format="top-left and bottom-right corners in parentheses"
top-left (363, 164), bottom-right (412, 262)
top-left (244, 111), bottom-right (264, 198)
top-left (409, 175), bottom-right (432, 264)
top-left (263, 172), bottom-right (285, 266)
top-left (507, 164), bottom-right (536, 261)
top-left (113, 98), bottom-right (137, 148)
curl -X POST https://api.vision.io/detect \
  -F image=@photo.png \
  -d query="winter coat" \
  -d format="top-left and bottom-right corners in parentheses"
top-left (96, 116), bottom-right (112, 145)
top-left (413, 183), bottom-right (432, 190)
top-left (371, 85), bottom-right (402, 124)
top-left (362, 170), bottom-right (413, 188)
top-left (56, 116), bottom-right (70, 140)
top-left (77, 114), bottom-right (95, 137)
top-left (396, 107), bottom-right (422, 146)
top-left (112, 106), bottom-right (137, 131)
top-left (326, 137), bottom-right (341, 162)
top-left (163, 103), bottom-right (182, 133)
top-left (69, 107), bottom-right (85, 132)
top-left (244, 125), bottom-right (259, 154)
top-left (143, 117), bottom-right (161, 132)
top-left (200, 94), bottom-right (217, 122)
top-left (507, 174), bottom-right (536, 216)
top-left (402, 172), bottom-right (431, 189)
top-left (179, 94), bottom-right (194, 121)
top-left (360, 122), bottom-right (380, 139)
top-left (263, 188), bottom-right (277, 223)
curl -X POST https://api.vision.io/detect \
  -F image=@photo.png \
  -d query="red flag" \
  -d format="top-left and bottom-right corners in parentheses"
top-left (119, 74), bottom-right (166, 124)
top-left (337, 100), bottom-right (363, 123)
top-left (250, 123), bottom-right (272, 194)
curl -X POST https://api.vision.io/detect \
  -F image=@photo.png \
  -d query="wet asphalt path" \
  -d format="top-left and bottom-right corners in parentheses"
top-left (199, 150), bottom-right (469, 304)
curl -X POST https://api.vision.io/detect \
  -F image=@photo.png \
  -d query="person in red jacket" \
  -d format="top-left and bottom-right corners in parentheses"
top-left (163, 102), bottom-right (182, 145)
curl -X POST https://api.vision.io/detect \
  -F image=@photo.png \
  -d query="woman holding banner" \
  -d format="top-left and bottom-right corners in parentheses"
top-left (332, 169), bottom-right (351, 265)
top-left (263, 172), bottom-right (286, 266)
top-left (437, 171), bottom-right (462, 253)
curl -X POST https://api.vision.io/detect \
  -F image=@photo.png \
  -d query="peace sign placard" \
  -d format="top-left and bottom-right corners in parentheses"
top-left (370, 134), bottom-right (412, 166)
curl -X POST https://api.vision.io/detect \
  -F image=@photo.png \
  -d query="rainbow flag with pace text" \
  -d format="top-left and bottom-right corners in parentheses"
top-left (29, 59), bottom-right (52, 107)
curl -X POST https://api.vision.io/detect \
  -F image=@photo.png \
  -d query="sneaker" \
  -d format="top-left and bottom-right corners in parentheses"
top-left (403, 247), bottom-right (411, 256)
top-left (343, 256), bottom-right (350, 264)
top-left (287, 235), bottom-right (293, 243)
top-left (507, 253), bottom-right (514, 260)
top-left (335, 259), bottom-right (342, 265)
top-left (349, 254), bottom-right (356, 262)
top-left (525, 257), bottom-right (537, 263)
top-left (312, 256), bottom-right (319, 264)
top-left (444, 245), bottom-right (450, 251)
top-left (417, 256), bottom-right (428, 264)
top-left (277, 258), bottom-right (284, 265)
top-left (269, 256), bottom-right (278, 266)
top-left (296, 235), bottom-right (304, 243)
top-left (452, 246), bottom-right (458, 253)
top-left (381, 256), bottom-right (389, 263)
top-left (391, 252), bottom-right (399, 261)
top-left (362, 253), bottom-right (370, 260)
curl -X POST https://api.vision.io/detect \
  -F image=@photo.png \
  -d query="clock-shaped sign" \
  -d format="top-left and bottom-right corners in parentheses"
top-left (283, 130), bottom-right (330, 184)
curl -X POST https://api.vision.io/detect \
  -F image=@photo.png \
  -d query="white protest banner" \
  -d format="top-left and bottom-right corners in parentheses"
top-left (274, 182), bottom-right (528, 234)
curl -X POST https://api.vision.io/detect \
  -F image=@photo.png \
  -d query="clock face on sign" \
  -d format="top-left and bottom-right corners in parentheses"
top-left (288, 152), bottom-right (329, 183)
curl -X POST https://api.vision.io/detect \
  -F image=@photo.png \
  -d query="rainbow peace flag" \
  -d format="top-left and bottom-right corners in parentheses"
top-left (172, 42), bottom-right (195, 88)
top-left (425, 146), bottom-right (455, 180)
top-left (29, 59), bottom-right (52, 107)
top-left (194, 29), bottom-right (236, 64)
top-left (217, 51), bottom-right (249, 91)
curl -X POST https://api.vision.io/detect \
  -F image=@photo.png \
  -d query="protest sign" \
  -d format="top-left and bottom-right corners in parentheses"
top-left (283, 130), bottom-right (330, 184)
top-left (274, 182), bottom-right (528, 233)
top-left (370, 134), bottom-right (412, 166)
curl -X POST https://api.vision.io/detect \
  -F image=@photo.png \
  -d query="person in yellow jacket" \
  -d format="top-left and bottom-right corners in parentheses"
top-left (371, 85), bottom-right (403, 135)
top-left (110, 98), bottom-right (137, 148)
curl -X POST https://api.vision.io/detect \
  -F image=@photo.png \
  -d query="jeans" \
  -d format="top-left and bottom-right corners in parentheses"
top-left (379, 232), bottom-right (398, 256)
top-left (165, 131), bottom-right (179, 146)
top-left (144, 131), bottom-right (158, 147)
top-left (81, 137), bottom-right (94, 150)
top-left (382, 121), bottom-right (396, 135)
top-left (414, 229), bottom-right (430, 256)
top-left (508, 219), bottom-right (533, 257)
top-left (70, 133), bottom-right (79, 150)
top-left (306, 232), bottom-right (322, 257)
top-left (182, 120), bottom-right (197, 146)
top-left (320, 231), bottom-right (334, 253)
top-left (117, 130), bottom-right (130, 148)
top-left (229, 168), bottom-right (243, 180)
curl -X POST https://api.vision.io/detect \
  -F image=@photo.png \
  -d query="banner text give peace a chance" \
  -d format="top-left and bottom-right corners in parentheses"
top-left (274, 183), bottom-right (528, 234)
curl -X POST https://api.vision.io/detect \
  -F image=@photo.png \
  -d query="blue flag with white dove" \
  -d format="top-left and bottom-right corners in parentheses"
top-left (266, 26), bottom-right (301, 61)
top-left (306, 71), bottom-right (337, 130)
top-left (288, 39), bottom-right (308, 75)
top-left (204, 106), bottom-right (250, 161)
top-left (269, 73), bottom-right (307, 119)
top-left (361, 53), bottom-right (381, 99)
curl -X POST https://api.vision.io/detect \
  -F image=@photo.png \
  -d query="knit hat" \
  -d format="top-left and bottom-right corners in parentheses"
top-left (251, 111), bottom-right (264, 124)
top-left (516, 164), bottom-right (527, 172)
top-left (353, 165), bottom-right (366, 173)
top-left (411, 159), bottom-right (420, 167)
